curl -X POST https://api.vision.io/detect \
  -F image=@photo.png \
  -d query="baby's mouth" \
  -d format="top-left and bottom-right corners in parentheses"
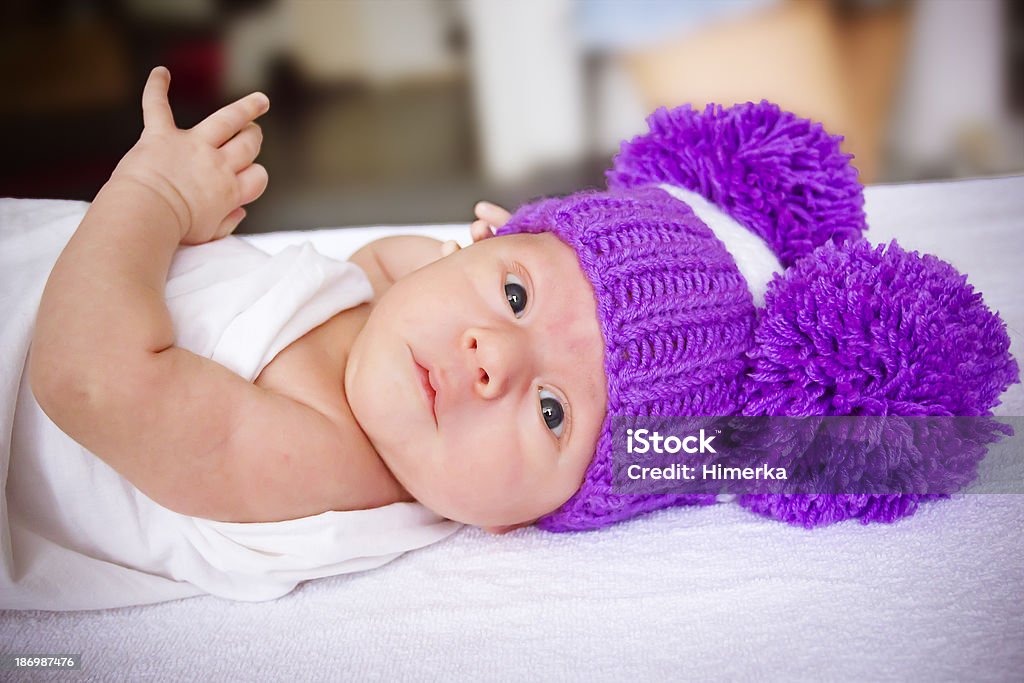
top-left (410, 348), bottom-right (437, 426)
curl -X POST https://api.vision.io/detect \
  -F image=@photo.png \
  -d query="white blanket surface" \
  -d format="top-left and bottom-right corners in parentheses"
top-left (1, 176), bottom-right (1022, 681)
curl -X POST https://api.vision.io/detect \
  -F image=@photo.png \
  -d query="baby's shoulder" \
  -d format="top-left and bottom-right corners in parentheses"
top-left (348, 235), bottom-right (445, 301)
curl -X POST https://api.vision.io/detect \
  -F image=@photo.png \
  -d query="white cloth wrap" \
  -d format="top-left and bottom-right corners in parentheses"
top-left (1, 199), bottom-right (460, 611)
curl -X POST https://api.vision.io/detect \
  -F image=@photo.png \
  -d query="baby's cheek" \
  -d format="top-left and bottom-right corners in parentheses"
top-left (433, 462), bottom-right (521, 524)
top-left (470, 437), bottom-right (529, 496)
top-left (495, 454), bottom-right (530, 494)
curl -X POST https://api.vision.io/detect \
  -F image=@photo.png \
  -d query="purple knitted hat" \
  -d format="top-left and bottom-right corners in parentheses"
top-left (496, 102), bottom-right (1020, 532)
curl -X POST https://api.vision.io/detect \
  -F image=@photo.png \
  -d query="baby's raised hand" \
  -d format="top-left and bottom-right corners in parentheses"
top-left (109, 66), bottom-right (270, 245)
top-left (440, 200), bottom-right (512, 257)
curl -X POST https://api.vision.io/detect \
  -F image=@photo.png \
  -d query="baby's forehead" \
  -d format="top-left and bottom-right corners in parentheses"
top-left (485, 231), bottom-right (546, 248)
top-left (479, 231), bottom-right (569, 264)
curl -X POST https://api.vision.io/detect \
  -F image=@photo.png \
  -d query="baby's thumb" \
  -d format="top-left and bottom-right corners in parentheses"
top-left (142, 66), bottom-right (175, 130)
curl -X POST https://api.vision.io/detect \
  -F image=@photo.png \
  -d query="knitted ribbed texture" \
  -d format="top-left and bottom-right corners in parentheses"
top-left (498, 186), bottom-right (751, 530)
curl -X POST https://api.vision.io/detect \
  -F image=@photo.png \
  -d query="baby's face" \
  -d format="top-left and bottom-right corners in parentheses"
top-left (345, 232), bottom-right (607, 529)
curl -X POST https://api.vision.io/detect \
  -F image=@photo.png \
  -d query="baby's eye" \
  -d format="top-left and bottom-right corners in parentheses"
top-left (539, 388), bottom-right (565, 438)
top-left (505, 273), bottom-right (527, 318)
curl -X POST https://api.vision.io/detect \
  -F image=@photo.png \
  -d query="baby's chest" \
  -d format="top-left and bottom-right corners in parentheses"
top-left (253, 304), bottom-right (368, 427)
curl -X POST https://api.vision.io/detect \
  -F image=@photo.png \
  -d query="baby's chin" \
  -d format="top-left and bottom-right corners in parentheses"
top-left (412, 484), bottom-right (563, 528)
top-left (477, 520), bottom-right (537, 535)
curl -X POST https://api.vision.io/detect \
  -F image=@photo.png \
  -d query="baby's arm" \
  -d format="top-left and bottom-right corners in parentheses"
top-left (33, 72), bottom-right (268, 375)
top-left (348, 201), bottom-right (511, 293)
top-left (348, 235), bottom-right (447, 294)
top-left (29, 69), bottom-right (383, 522)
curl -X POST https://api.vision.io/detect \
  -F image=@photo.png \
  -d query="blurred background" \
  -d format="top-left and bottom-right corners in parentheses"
top-left (1, 0), bottom-right (1022, 233)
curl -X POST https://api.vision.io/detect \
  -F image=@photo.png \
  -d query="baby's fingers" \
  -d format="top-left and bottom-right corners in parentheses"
top-left (236, 163), bottom-right (269, 205)
top-left (222, 123), bottom-right (263, 172)
top-left (470, 219), bottom-right (495, 243)
top-left (474, 201), bottom-right (511, 229)
top-left (194, 91), bottom-right (270, 147)
top-left (142, 66), bottom-right (176, 130)
top-left (214, 207), bottom-right (247, 240)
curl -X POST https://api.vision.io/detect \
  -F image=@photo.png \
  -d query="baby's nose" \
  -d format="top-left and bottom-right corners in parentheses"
top-left (462, 327), bottom-right (528, 400)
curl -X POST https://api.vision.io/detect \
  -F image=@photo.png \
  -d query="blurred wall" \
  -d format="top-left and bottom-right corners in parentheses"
top-left (224, 0), bottom-right (461, 93)
top-left (1, 0), bottom-right (1020, 232)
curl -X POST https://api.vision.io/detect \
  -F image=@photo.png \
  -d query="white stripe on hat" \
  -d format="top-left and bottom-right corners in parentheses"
top-left (659, 183), bottom-right (782, 308)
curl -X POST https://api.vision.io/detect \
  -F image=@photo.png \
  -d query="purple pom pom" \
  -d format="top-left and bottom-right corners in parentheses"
top-left (736, 492), bottom-right (950, 529)
top-left (607, 101), bottom-right (866, 268)
top-left (737, 239), bottom-right (1020, 528)
top-left (743, 239), bottom-right (1019, 418)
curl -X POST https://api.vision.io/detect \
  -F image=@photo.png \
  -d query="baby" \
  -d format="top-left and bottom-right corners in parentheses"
top-left (28, 67), bottom-right (605, 535)
top-left (27, 66), bottom-right (1021, 550)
